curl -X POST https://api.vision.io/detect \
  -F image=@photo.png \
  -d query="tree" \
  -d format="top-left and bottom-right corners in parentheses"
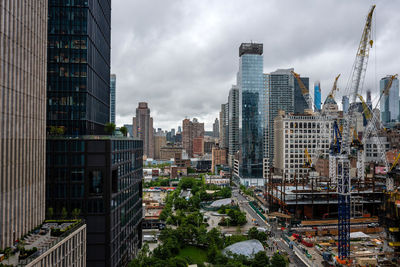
top-left (71, 208), bottom-right (81, 219)
top-left (120, 126), bottom-right (128, 137)
top-left (271, 253), bottom-right (287, 267)
top-left (47, 207), bottom-right (54, 219)
top-left (252, 251), bottom-right (269, 267)
top-left (61, 207), bottom-right (68, 219)
top-left (104, 122), bottom-right (116, 135)
top-left (49, 126), bottom-right (65, 136)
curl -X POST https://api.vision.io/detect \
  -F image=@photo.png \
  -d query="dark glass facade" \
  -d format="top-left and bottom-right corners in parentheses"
top-left (47, 0), bottom-right (111, 135)
top-left (294, 77), bottom-right (309, 114)
top-left (238, 43), bottom-right (264, 178)
top-left (46, 137), bottom-right (143, 267)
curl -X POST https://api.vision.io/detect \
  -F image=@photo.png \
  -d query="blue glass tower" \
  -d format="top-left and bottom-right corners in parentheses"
top-left (110, 74), bottom-right (116, 124)
top-left (314, 81), bottom-right (321, 111)
top-left (237, 43), bottom-right (264, 180)
top-left (294, 76), bottom-right (309, 114)
top-left (380, 75), bottom-right (399, 125)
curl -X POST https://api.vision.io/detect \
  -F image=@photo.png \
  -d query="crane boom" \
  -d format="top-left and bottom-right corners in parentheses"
top-left (348, 5), bottom-right (375, 104)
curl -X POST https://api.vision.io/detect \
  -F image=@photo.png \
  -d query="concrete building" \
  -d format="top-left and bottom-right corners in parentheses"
top-left (133, 102), bottom-right (154, 158)
top-left (314, 81), bottom-right (321, 111)
top-left (0, 0), bottom-right (47, 249)
top-left (182, 118), bottom-right (204, 157)
top-left (236, 43), bottom-right (264, 186)
top-left (154, 134), bottom-right (167, 159)
top-left (380, 75), bottom-right (400, 125)
top-left (273, 111), bottom-right (334, 181)
top-left (110, 74), bottom-right (116, 124)
top-left (219, 103), bottom-right (229, 149)
top-left (213, 118), bottom-right (219, 138)
top-left (212, 146), bottom-right (227, 174)
top-left (160, 145), bottom-right (183, 160)
top-left (228, 85), bottom-right (240, 168)
top-left (364, 136), bottom-right (390, 163)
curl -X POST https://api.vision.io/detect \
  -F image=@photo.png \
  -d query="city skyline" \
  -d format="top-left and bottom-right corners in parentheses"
top-left (111, 0), bottom-right (399, 130)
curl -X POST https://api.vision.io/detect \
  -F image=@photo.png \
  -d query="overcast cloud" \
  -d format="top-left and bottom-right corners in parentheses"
top-left (111, 0), bottom-right (400, 130)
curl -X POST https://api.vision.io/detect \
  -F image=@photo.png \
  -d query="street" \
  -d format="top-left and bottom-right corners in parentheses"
top-left (232, 189), bottom-right (306, 267)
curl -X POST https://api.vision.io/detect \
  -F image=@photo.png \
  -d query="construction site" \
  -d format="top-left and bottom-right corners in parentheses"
top-left (262, 5), bottom-right (400, 266)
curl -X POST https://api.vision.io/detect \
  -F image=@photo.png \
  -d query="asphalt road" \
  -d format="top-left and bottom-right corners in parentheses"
top-left (233, 189), bottom-right (306, 267)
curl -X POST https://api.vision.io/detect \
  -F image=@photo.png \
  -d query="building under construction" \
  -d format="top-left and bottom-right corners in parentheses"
top-left (265, 171), bottom-right (386, 219)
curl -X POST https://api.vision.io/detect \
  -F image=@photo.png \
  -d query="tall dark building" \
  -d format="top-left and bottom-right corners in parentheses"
top-left (47, 1), bottom-right (143, 266)
top-left (294, 76), bottom-right (309, 114)
top-left (47, 0), bottom-right (111, 135)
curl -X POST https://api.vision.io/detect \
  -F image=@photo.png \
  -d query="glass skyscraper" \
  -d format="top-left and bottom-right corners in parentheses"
top-left (47, 0), bottom-right (111, 135)
top-left (294, 77), bottom-right (310, 114)
top-left (314, 81), bottom-right (321, 111)
top-left (237, 43), bottom-right (264, 180)
top-left (265, 69), bottom-right (295, 164)
top-left (380, 75), bottom-right (400, 125)
top-left (110, 74), bottom-right (116, 124)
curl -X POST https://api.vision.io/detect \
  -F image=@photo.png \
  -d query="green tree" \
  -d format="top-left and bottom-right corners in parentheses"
top-left (252, 251), bottom-right (270, 267)
top-left (104, 122), bottom-right (116, 135)
top-left (61, 207), bottom-right (68, 219)
top-left (120, 126), bottom-right (128, 137)
top-left (271, 252), bottom-right (287, 267)
top-left (71, 208), bottom-right (81, 219)
top-left (47, 207), bottom-right (54, 219)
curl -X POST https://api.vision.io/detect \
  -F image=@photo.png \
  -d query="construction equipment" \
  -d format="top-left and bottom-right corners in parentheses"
top-left (304, 148), bottom-right (313, 169)
top-left (335, 5), bottom-right (375, 261)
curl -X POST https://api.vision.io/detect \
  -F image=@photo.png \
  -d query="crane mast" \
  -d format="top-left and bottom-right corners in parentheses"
top-left (337, 5), bottom-right (375, 262)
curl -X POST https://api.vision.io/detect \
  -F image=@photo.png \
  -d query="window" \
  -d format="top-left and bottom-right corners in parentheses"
top-left (89, 170), bottom-right (103, 194)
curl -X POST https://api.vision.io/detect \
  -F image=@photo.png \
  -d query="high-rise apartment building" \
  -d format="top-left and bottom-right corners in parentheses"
top-left (182, 118), bottom-right (204, 157)
top-left (110, 74), bottom-right (116, 124)
top-left (380, 75), bottom-right (400, 125)
top-left (228, 85), bottom-right (240, 168)
top-left (219, 103), bottom-right (229, 148)
top-left (154, 133), bottom-right (167, 159)
top-left (47, 2), bottom-right (143, 266)
top-left (236, 43), bottom-right (264, 184)
top-left (265, 68), bottom-right (295, 165)
top-left (0, 0), bottom-right (47, 249)
top-left (314, 81), bottom-right (321, 111)
top-left (133, 102), bottom-right (154, 158)
top-left (47, 1), bottom-right (111, 135)
top-left (213, 118), bottom-right (220, 138)
top-left (294, 76), bottom-right (310, 114)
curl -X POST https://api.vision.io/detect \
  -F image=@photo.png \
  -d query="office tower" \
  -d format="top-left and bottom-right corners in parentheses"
top-left (154, 133), bottom-right (167, 159)
top-left (314, 81), bottom-right (321, 111)
top-left (178, 126), bottom-right (182, 133)
top-left (342, 96), bottom-right (350, 113)
top-left (133, 102), bottom-right (154, 158)
top-left (182, 118), bottom-right (204, 157)
top-left (213, 118), bottom-right (220, 138)
top-left (171, 128), bottom-right (176, 136)
top-left (0, 0), bottom-right (47, 249)
top-left (123, 124), bottom-right (133, 137)
top-left (228, 85), bottom-right (240, 167)
top-left (236, 43), bottom-right (264, 184)
top-left (219, 103), bottom-right (229, 148)
top-left (110, 74), bottom-right (116, 124)
top-left (47, 2), bottom-right (143, 266)
top-left (380, 75), bottom-right (400, 125)
top-left (294, 76), bottom-right (310, 114)
top-left (47, 2), bottom-right (110, 135)
top-left (265, 68), bottom-right (295, 165)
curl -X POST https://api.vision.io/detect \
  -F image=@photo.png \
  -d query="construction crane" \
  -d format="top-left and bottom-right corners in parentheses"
top-left (334, 5), bottom-right (376, 263)
top-left (304, 148), bottom-right (313, 169)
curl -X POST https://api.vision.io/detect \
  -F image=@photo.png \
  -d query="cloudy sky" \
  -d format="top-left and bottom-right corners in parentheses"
top-left (111, 0), bottom-right (400, 131)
